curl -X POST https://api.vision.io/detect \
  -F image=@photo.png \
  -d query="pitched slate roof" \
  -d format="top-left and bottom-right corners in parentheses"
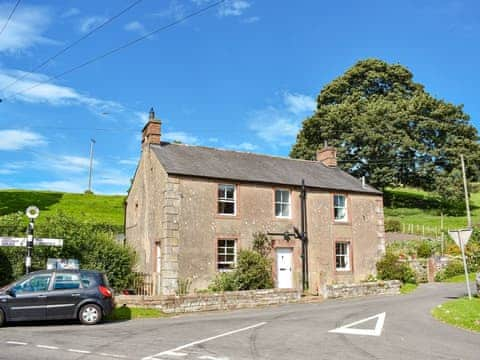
top-left (151, 142), bottom-right (381, 195)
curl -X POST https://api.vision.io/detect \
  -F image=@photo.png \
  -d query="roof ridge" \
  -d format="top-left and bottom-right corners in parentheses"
top-left (153, 142), bottom-right (327, 166)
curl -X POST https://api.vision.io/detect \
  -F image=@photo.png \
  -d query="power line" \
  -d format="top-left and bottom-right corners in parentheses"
top-left (3, 0), bottom-right (225, 102)
top-left (0, 0), bottom-right (21, 38)
top-left (0, 0), bottom-right (143, 93)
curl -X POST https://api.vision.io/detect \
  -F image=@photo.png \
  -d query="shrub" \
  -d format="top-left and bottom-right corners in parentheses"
top-left (416, 241), bottom-right (433, 258)
top-left (176, 278), bottom-right (192, 295)
top-left (376, 252), bottom-right (417, 284)
top-left (208, 249), bottom-right (273, 292)
top-left (208, 272), bottom-right (238, 292)
top-left (384, 218), bottom-right (401, 232)
top-left (443, 260), bottom-right (465, 278)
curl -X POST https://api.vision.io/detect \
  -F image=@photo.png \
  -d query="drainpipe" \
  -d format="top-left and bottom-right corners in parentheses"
top-left (300, 179), bottom-right (309, 292)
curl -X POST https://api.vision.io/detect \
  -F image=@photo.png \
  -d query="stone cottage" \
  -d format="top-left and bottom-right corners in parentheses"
top-left (125, 109), bottom-right (385, 295)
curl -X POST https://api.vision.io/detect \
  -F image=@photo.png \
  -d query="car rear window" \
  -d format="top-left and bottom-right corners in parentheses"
top-left (54, 273), bottom-right (81, 290)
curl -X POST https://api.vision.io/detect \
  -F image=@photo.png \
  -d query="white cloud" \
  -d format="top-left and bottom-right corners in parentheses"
top-left (0, 129), bottom-right (47, 150)
top-left (0, 4), bottom-right (57, 53)
top-left (0, 182), bottom-right (12, 189)
top-left (219, 0), bottom-right (251, 17)
top-left (134, 111), bottom-right (149, 125)
top-left (51, 155), bottom-right (94, 172)
top-left (96, 169), bottom-right (131, 187)
top-left (225, 142), bottom-right (258, 151)
top-left (118, 158), bottom-right (138, 166)
top-left (163, 131), bottom-right (198, 144)
top-left (249, 107), bottom-right (300, 143)
top-left (153, 0), bottom-right (186, 21)
top-left (0, 68), bottom-right (124, 114)
top-left (79, 16), bottom-right (107, 33)
top-left (124, 21), bottom-right (147, 36)
top-left (284, 92), bottom-right (316, 114)
top-left (242, 16), bottom-right (260, 23)
top-left (249, 91), bottom-right (316, 144)
top-left (61, 8), bottom-right (80, 18)
top-left (33, 180), bottom-right (86, 193)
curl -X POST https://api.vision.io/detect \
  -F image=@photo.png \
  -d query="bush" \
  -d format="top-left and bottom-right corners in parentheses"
top-left (208, 250), bottom-right (273, 292)
top-left (208, 271), bottom-right (238, 292)
top-left (416, 241), bottom-right (433, 258)
top-left (376, 252), bottom-right (417, 284)
top-left (384, 218), bottom-right (401, 232)
top-left (444, 260), bottom-right (465, 278)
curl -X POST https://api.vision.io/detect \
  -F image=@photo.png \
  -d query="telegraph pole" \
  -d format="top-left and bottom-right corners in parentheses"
top-left (87, 138), bottom-right (96, 193)
top-left (460, 155), bottom-right (472, 228)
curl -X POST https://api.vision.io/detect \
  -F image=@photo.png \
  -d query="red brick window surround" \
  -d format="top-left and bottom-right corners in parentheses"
top-left (275, 189), bottom-right (291, 218)
top-left (218, 184), bottom-right (236, 215)
top-left (217, 239), bottom-right (237, 271)
top-left (335, 241), bottom-right (351, 271)
top-left (333, 194), bottom-right (348, 222)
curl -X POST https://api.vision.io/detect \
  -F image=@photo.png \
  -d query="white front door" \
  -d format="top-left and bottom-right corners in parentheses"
top-left (276, 248), bottom-right (293, 288)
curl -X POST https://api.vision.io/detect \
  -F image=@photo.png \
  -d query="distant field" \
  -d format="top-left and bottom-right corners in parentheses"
top-left (384, 187), bottom-right (478, 231)
top-left (0, 190), bottom-right (125, 226)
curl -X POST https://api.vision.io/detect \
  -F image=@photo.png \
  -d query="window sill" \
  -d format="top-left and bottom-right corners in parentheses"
top-left (215, 213), bottom-right (240, 219)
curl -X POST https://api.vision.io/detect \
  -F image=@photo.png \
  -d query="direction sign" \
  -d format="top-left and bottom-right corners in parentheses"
top-left (448, 229), bottom-right (472, 248)
top-left (0, 237), bottom-right (63, 247)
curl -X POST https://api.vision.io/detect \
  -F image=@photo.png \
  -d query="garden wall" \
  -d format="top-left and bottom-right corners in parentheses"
top-left (324, 280), bottom-right (401, 299)
top-left (116, 289), bottom-right (301, 313)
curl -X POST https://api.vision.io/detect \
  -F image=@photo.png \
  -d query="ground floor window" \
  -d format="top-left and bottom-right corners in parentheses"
top-left (217, 239), bottom-right (236, 271)
top-left (335, 242), bottom-right (351, 271)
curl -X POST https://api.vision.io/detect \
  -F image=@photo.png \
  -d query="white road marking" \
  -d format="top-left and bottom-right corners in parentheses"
top-left (68, 349), bottom-right (92, 354)
top-left (142, 322), bottom-right (267, 360)
top-left (6, 341), bottom-right (28, 346)
top-left (162, 351), bottom-right (187, 357)
top-left (98, 352), bottom-right (128, 358)
top-left (36, 345), bottom-right (59, 350)
top-left (328, 312), bottom-right (386, 337)
top-left (198, 356), bottom-right (229, 360)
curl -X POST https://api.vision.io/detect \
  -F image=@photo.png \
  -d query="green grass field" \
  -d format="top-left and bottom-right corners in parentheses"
top-left (0, 190), bottom-right (125, 226)
top-left (384, 187), bottom-right (479, 231)
top-left (442, 273), bottom-right (476, 283)
top-left (432, 297), bottom-right (480, 332)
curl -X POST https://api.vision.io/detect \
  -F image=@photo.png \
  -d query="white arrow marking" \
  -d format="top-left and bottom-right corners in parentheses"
top-left (328, 312), bottom-right (386, 337)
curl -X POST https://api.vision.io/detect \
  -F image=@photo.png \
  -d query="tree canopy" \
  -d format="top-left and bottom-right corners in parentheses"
top-left (290, 59), bottom-right (480, 197)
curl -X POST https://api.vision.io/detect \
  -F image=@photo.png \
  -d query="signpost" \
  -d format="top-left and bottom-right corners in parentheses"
top-left (0, 206), bottom-right (64, 274)
top-left (448, 229), bottom-right (473, 300)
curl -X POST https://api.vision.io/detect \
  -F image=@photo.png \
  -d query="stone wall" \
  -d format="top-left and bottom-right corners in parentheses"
top-left (324, 280), bottom-right (401, 299)
top-left (116, 289), bottom-right (301, 314)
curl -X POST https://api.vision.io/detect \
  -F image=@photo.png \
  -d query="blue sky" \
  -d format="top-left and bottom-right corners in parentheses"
top-left (0, 0), bottom-right (479, 194)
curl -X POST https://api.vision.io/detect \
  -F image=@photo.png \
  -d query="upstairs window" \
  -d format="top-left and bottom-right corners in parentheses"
top-left (217, 239), bottom-right (236, 271)
top-left (334, 194), bottom-right (347, 221)
top-left (218, 184), bottom-right (236, 215)
top-left (275, 189), bottom-right (291, 218)
top-left (335, 242), bottom-right (351, 271)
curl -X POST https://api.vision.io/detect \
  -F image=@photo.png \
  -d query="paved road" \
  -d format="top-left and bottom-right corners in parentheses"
top-left (1, 283), bottom-right (478, 360)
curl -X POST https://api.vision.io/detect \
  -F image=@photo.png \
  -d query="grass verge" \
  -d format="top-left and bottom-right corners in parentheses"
top-left (106, 306), bottom-right (167, 321)
top-left (432, 297), bottom-right (480, 332)
top-left (400, 283), bottom-right (418, 294)
top-left (443, 273), bottom-right (476, 283)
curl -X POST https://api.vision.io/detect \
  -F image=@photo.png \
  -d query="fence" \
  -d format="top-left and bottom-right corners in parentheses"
top-left (130, 272), bottom-right (160, 296)
top-left (401, 224), bottom-right (441, 237)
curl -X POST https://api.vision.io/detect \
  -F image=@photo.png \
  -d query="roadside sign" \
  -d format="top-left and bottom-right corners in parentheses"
top-left (448, 229), bottom-right (473, 300)
top-left (448, 229), bottom-right (472, 248)
top-left (0, 237), bottom-right (63, 247)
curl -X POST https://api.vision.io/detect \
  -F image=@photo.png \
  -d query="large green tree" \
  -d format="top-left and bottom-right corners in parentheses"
top-left (291, 59), bottom-right (480, 193)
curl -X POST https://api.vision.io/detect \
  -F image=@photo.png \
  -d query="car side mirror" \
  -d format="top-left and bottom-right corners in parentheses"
top-left (6, 288), bottom-right (16, 297)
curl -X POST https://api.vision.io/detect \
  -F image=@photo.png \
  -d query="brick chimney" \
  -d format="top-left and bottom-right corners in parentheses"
top-left (316, 146), bottom-right (337, 167)
top-left (142, 107), bottom-right (161, 148)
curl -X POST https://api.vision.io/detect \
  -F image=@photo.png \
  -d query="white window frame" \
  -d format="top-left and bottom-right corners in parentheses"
top-left (218, 184), bottom-right (236, 216)
top-left (335, 242), bottom-right (351, 271)
top-left (334, 194), bottom-right (348, 222)
top-left (217, 239), bottom-right (237, 271)
top-left (275, 189), bottom-right (291, 218)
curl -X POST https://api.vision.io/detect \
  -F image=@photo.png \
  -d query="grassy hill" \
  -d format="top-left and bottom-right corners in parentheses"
top-left (384, 187), bottom-right (479, 232)
top-left (0, 190), bottom-right (125, 227)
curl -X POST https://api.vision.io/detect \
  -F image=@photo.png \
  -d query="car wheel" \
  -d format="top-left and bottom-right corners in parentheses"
top-left (79, 304), bottom-right (102, 325)
top-left (0, 309), bottom-right (5, 327)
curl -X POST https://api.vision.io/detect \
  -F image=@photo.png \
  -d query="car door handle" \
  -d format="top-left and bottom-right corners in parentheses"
top-left (37, 295), bottom-right (47, 298)
top-left (71, 293), bottom-right (81, 297)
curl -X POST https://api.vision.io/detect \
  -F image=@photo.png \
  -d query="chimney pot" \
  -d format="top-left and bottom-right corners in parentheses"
top-left (316, 146), bottom-right (337, 167)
